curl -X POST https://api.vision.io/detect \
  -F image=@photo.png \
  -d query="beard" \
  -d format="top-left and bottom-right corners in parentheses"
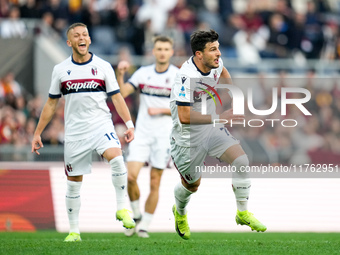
top-left (203, 59), bottom-right (219, 70)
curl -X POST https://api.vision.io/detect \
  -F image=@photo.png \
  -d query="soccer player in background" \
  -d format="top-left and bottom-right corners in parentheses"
top-left (116, 36), bottom-right (179, 238)
top-left (170, 29), bottom-right (267, 240)
top-left (31, 23), bottom-right (136, 242)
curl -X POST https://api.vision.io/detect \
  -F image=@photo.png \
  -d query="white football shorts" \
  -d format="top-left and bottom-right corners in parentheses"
top-left (126, 132), bottom-right (171, 170)
top-left (64, 123), bottom-right (121, 176)
top-left (171, 126), bottom-right (239, 184)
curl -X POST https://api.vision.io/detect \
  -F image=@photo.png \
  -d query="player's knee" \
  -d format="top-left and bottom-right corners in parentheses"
top-left (231, 154), bottom-right (249, 169)
top-left (150, 177), bottom-right (161, 192)
top-left (67, 175), bottom-right (83, 182)
top-left (127, 173), bottom-right (137, 184)
top-left (110, 155), bottom-right (127, 176)
top-left (185, 180), bottom-right (200, 193)
top-left (188, 185), bottom-right (199, 192)
top-left (150, 169), bottom-right (162, 191)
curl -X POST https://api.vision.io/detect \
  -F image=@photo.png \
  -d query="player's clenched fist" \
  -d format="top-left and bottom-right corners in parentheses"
top-left (124, 128), bottom-right (134, 143)
top-left (220, 108), bottom-right (245, 123)
top-left (117, 61), bottom-right (130, 75)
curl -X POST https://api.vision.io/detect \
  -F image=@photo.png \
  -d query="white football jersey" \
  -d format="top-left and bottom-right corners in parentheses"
top-left (128, 64), bottom-right (179, 137)
top-left (170, 57), bottom-right (224, 147)
top-left (48, 53), bottom-right (120, 142)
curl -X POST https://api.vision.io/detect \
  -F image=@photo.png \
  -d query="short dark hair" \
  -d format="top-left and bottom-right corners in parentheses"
top-left (66, 23), bottom-right (87, 37)
top-left (153, 35), bottom-right (174, 46)
top-left (190, 29), bottom-right (219, 55)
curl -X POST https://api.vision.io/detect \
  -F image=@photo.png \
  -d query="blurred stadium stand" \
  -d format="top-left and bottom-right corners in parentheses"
top-left (0, 0), bottom-right (340, 164)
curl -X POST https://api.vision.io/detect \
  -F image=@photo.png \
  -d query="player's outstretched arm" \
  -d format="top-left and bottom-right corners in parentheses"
top-left (116, 60), bottom-right (135, 98)
top-left (178, 105), bottom-right (212, 124)
top-left (31, 97), bottom-right (59, 155)
top-left (110, 93), bottom-right (134, 143)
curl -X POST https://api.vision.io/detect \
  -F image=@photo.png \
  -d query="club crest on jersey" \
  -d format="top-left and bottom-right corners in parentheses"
top-left (66, 163), bottom-right (73, 172)
top-left (91, 67), bottom-right (97, 76)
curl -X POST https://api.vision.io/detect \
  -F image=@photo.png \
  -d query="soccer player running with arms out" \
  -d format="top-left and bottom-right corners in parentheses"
top-left (31, 23), bottom-right (136, 242)
top-left (116, 36), bottom-right (179, 238)
top-left (170, 29), bottom-right (266, 240)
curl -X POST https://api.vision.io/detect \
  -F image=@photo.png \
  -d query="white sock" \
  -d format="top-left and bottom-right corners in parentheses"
top-left (236, 201), bottom-right (248, 212)
top-left (138, 212), bottom-right (153, 231)
top-left (174, 182), bottom-right (193, 215)
top-left (231, 154), bottom-right (251, 212)
top-left (65, 180), bottom-right (82, 234)
top-left (130, 200), bottom-right (142, 219)
top-left (110, 156), bottom-right (128, 210)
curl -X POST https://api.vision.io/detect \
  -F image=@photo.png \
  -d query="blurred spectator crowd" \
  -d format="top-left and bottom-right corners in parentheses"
top-left (1, 0), bottom-right (340, 61)
top-left (0, 71), bottom-right (64, 148)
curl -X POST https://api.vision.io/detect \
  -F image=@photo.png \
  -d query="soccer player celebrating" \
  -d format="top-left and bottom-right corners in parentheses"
top-left (116, 36), bottom-right (179, 238)
top-left (170, 29), bottom-right (267, 240)
top-left (31, 23), bottom-right (135, 242)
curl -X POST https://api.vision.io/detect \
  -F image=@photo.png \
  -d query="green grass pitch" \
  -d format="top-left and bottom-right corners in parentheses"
top-left (1, 231), bottom-right (339, 255)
